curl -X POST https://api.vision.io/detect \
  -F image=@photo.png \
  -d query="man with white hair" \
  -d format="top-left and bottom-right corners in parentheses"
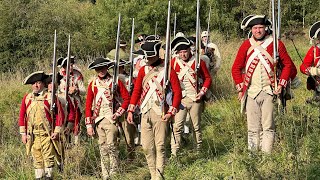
top-left (201, 31), bottom-right (222, 74)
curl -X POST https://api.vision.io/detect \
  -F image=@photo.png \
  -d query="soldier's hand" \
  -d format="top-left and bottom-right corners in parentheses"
top-left (127, 112), bottom-right (134, 124)
top-left (196, 91), bottom-right (205, 101)
top-left (238, 92), bottom-right (243, 101)
top-left (51, 133), bottom-right (59, 140)
top-left (21, 134), bottom-right (27, 144)
top-left (162, 113), bottom-right (172, 122)
top-left (64, 128), bottom-right (71, 135)
top-left (273, 85), bottom-right (283, 95)
top-left (87, 127), bottom-right (95, 136)
top-left (69, 86), bottom-right (78, 94)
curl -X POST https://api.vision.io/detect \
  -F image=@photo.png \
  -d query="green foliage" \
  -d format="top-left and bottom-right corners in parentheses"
top-left (1, 0), bottom-right (319, 73)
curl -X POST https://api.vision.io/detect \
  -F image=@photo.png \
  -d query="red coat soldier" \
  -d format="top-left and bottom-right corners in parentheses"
top-left (232, 15), bottom-right (293, 153)
top-left (170, 36), bottom-right (212, 156)
top-left (85, 57), bottom-right (130, 179)
top-left (300, 21), bottom-right (320, 102)
top-left (127, 41), bottom-right (182, 180)
top-left (19, 71), bottom-right (64, 179)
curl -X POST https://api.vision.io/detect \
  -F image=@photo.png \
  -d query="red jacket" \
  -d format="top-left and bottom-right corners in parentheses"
top-left (171, 57), bottom-right (212, 91)
top-left (300, 46), bottom-right (320, 75)
top-left (232, 37), bottom-right (293, 92)
top-left (128, 62), bottom-right (182, 113)
top-left (85, 77), bottom-right (130, 118)
top-left (19, 93), bottom-right (65, 134)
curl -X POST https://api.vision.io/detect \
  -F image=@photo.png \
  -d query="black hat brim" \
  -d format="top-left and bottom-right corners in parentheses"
top-left (171, 36), bottom-right (191, 51)
top-left (241, 15), bottom-right (271, 29)
top-left (88, 57), bottom-right (114, 69)
top-left (133, 41), bottom-right (162, 57)
top-left (309, 21), bottom-right (320, 39)
top-left (24, 71), bottom-right (49, 85)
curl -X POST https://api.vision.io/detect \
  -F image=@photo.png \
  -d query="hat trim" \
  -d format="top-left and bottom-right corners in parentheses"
top-left (172, 37), bottom-right (191, 51)
top-left (309, 21), bottom-right (320, 39)
top-left (135, 41), bottom-right (162, 58)
top-left (244, 15), bottom-right (264, 29)
top-left (241, 15), bottom-right (254, 30)
top-left (23, 71), bottom-right (46, 85)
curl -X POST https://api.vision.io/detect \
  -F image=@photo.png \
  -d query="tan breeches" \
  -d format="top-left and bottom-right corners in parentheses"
top-left (141, 109), bottom-right (168, 180)
top-left (31, 133), bottom-right (55, 169)
top-left (171, 98), bottom-right (203, 155)
top-left (121, 116), bottom-right (137, 158)
top-left (96, 118), bottom-right (119, 177)
top-left (246, 91), bottom-right (275, 153)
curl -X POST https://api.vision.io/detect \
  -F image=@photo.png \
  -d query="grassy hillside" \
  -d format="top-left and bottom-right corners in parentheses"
top-left (1, 35), bottom-right (320, 179)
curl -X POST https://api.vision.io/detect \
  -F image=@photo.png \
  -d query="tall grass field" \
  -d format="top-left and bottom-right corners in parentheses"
top-left (1, 34), bottom-right (319, 179)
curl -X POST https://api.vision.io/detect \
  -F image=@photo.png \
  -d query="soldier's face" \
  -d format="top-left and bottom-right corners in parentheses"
top-left (202, 36), bottom-right (208, 43)
top-left (178, 48), bottom-right (191, 61)
top-left (95, 66), bottom-right (109, 78)
top-left (251, 25), bottom-right (266, 40)
top-left (47, 83), bottom-right (53, 92)
top-left (32, 81), bottom-right (45, 93)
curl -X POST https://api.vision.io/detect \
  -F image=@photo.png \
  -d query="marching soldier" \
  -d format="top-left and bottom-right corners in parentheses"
top-left (231, 15), bottom-right (293, 153)
top-left (85, 57), bottom-right (130, 179)
top-left (19, 71), bottom-right (64, 179)
top-left (201, 31), bottom-right (222, 74)
top-left (170, 36), bottom-right (212, 156)
top-left (58, 56), bottom-right (86, 145)
top-left (47, 73), bottom-right (75, 134)
top-left (127, 41), bottom-right (182, 180)
top-left (300, 21), bottom-right (320, 103)
top-left (117, 59), bottom-right (137, 160)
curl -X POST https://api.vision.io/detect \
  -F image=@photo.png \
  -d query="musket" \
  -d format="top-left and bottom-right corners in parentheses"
top-left (162, 1), bottom-right (176, 144)
top-left (173, 13), bottom-right (177, 38)
top-left (51, 30), bottom-right (57, 124)
top-left (51, 30), bottom-right (64, 172)
top-left (112, 14), bottom-right (129, 147)
top-left (128, 18), bottom-right (135, 95)
top-left (195, 0), bottom-right (201, 94)
top-left (272, 0), bottom-right (286, 112)
top-left (277, 0), bottom-right (281, 40)
top-left (155, 21), bottom-right (158, 37)
top-left (64, 35), bottom-right (71, 111)
top-left (204, 6), bottom-right (212, 54)
top-left (288, 36), bottom-right (318, 85)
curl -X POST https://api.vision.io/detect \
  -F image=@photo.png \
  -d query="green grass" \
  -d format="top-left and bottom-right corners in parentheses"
top-left (1, 35), bottom-right (320, 179)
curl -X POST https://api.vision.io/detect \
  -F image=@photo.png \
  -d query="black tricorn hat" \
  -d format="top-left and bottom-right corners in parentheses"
top-left (88, 57), bottom-right (114, 70)
top-left (309, 21), bottom-right (320, 40)
top-left (241, 15), bottom-right (271, 30)
top-left (135, 33), bottom-right (147, 43)
top-left (133, 41), bottom-right (162, 57)
top-left (45, 73), bottom-right (63, 85)
top-left (171, 36), bottom-right (191, 51)
top-left (58, 56), bottom-right (75, 67)
top-left (119, 59), bottom-right (130, 66)
top-left (187, 36), bottom-right (196, 45)
top-left (23, 71), bottom-right (49, 85)
top-left (109, 59), bottom-right (131, 69)
top-left (145, 35), bottom-right (161, 42)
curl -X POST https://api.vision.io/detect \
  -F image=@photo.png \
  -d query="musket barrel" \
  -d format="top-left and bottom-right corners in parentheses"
top-left (51, 30), bottom-right (57, 111)
top-left (195, 0), bottom-right (200, 93)
top-left (65, 34), bottom-right (71, 105)
top-left (277, 0), bottom-right (281, 40)
top-left (173, 13), bottom-right (177, 38)
top-left (112, 13), bottom-right (121, 113)
top-left (204, 6), bottom-right (212, 53)
top-left (128, 18), bottom-right (135, 94)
